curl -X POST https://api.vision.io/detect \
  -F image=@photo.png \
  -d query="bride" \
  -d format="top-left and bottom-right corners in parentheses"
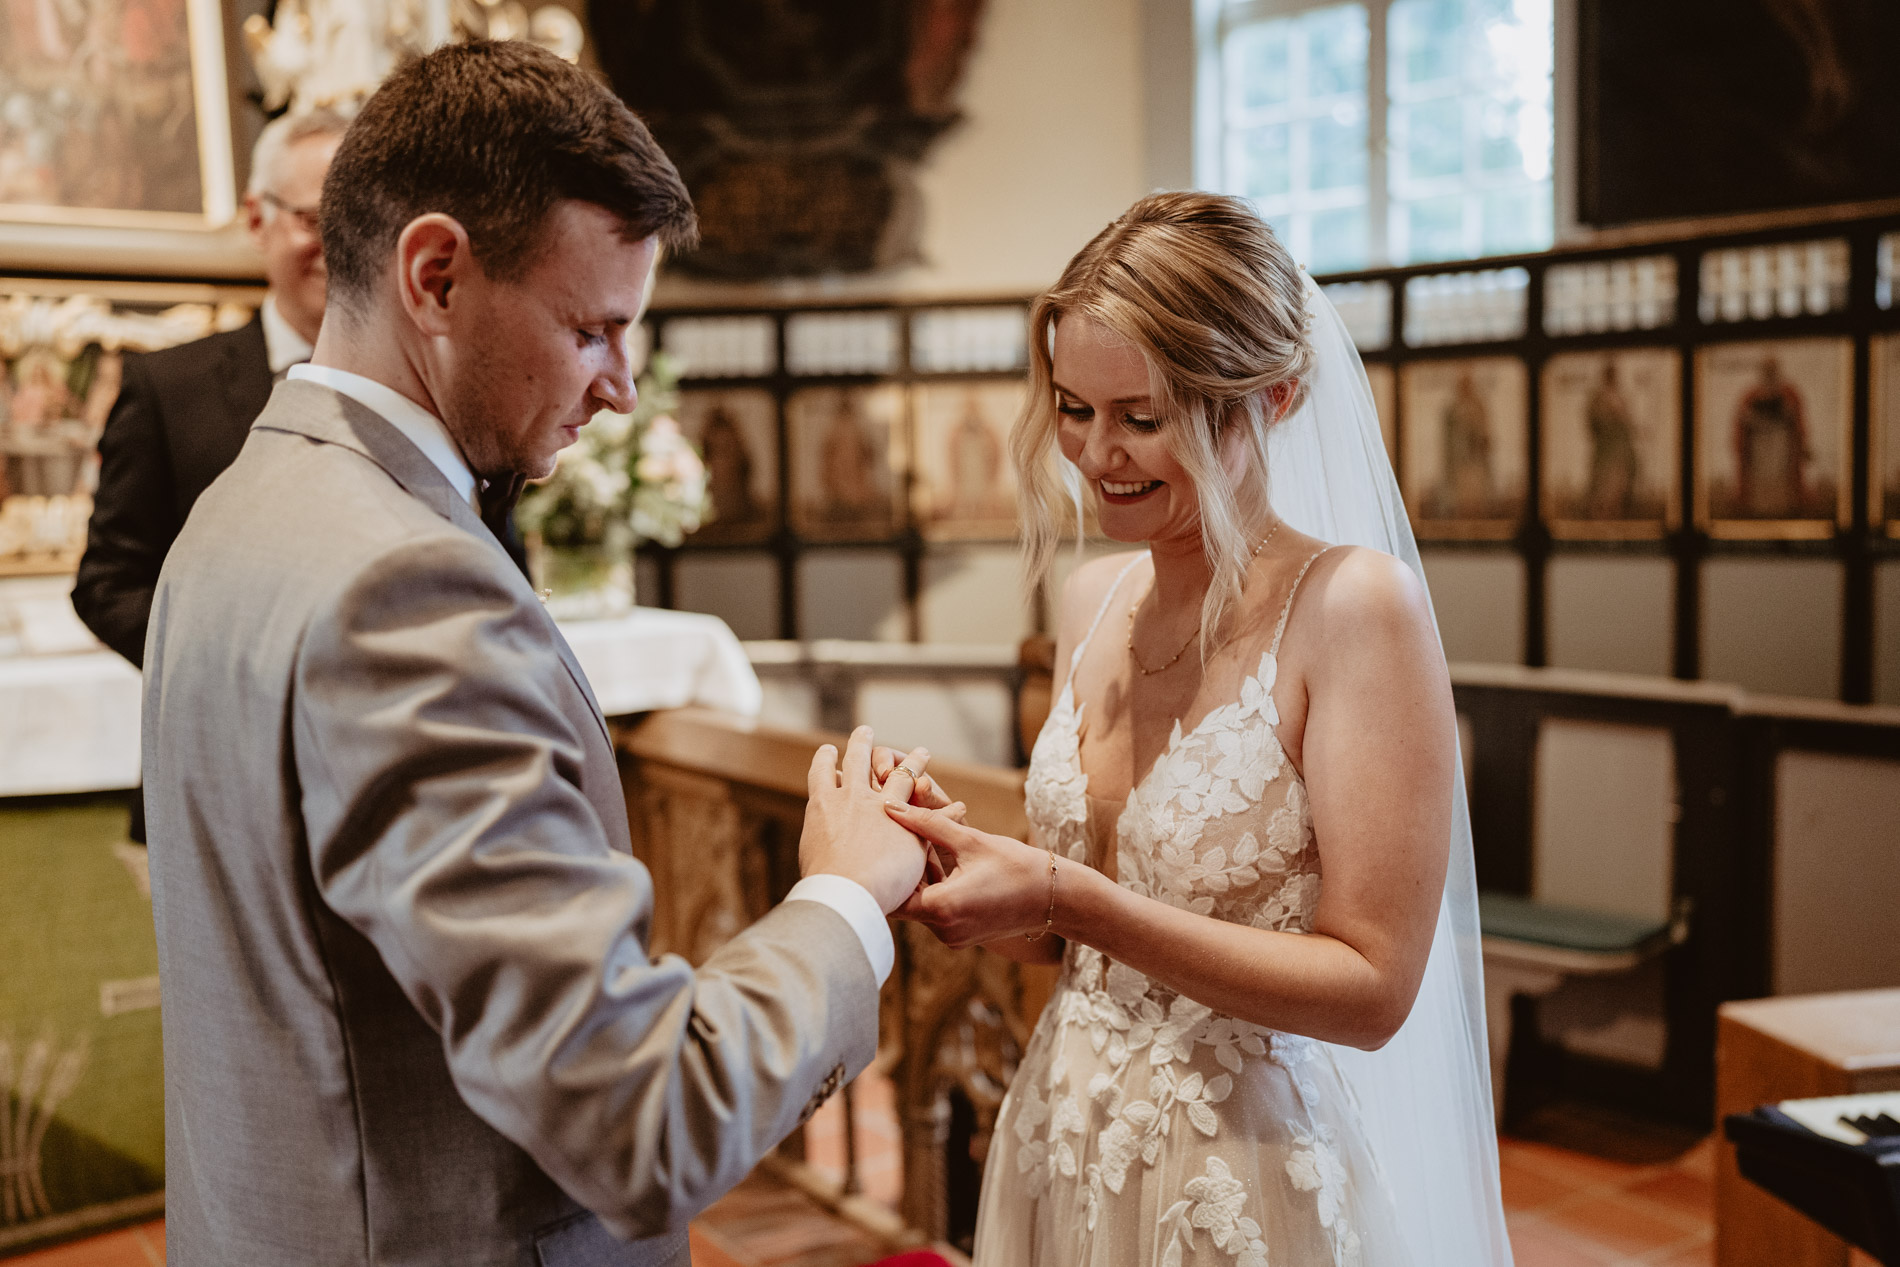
top-left (879, 193), bottom-right (1512, 1265)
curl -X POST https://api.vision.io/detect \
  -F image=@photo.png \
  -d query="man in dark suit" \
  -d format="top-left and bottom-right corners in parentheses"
top-left (74, 110), bottom-right (347, 672)
top-left (73, 111), bottom-right (345, 841)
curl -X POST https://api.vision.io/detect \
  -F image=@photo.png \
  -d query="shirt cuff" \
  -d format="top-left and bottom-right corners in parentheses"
top-left (782, 874), bottom-right (895, 987)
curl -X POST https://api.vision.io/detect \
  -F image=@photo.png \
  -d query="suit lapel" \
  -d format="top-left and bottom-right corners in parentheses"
top-left (540, 617), bottom-right (612, 747)
top-left (256, 381), bottom-right (614, 748)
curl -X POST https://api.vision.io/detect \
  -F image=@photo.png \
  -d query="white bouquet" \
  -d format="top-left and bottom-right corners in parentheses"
top-left (517, 352), bottom-right (710, 551)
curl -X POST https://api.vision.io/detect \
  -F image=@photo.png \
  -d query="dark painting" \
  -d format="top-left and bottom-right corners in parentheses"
top-left (1580, 0), bottom-right (1900, 225)
top-left (593, 0), bottom-right (985, 279)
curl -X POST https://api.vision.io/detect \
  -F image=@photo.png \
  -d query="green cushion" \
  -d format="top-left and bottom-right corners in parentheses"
top-left (1479, 890), bottom-right (1669, 954)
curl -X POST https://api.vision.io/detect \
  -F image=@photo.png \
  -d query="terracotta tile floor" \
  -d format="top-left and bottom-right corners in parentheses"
top-left (801, 1063), bottom-right (905, 1210)
top-left (690, 1174), bottom-right (892, 1267)
top-left (7, 1075), bottom-right (1842, 1267)
top-left (1501, 1134), bottom-right (1715, 1266)
top-left (2, 1222), bottom-right (163, 1267)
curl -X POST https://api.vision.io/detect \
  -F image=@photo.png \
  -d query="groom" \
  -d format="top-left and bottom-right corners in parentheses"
top-left (143, 40), bottom-right (925, 1267)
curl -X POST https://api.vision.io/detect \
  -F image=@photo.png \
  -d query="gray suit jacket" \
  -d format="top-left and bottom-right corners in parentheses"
top-left (143, 380), bottom-right (878, 1266)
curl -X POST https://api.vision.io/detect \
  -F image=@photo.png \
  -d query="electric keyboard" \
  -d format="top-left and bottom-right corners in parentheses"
top-left (1724, 1091), bottom-right (1900, 1266)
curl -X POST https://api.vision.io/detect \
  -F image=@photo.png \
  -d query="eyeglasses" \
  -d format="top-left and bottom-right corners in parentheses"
top-left (260, 191), bottom-right (321, 233)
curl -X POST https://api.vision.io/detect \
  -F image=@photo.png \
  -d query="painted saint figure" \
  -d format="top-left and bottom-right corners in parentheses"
top-left (1583, 360), bottom-right (1640, 518)
top-left (1732, 356), bottom-right (1809, 517)
top-left (946, 390), bottom-right (1004, 519)
top-left (1439, 370), bottom-right (1493, 518)
top-left (819, 394), bottom-right (881, 522)
top-left (700, 404), bottom-right (757, 528)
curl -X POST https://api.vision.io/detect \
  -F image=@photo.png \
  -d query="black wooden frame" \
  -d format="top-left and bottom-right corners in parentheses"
top-left (637, 299), bottom-right (1035, 641)
top-left (1328, 208), bottom-right (1900, 704)
top-left (640, 207), bottom-right (1900, 701)
top-left (1457, 671), bottom-right (1900, 1126)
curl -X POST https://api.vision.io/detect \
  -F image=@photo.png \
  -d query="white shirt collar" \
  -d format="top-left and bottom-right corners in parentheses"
top-left (260, 295), bottom-right (315, 374)
top-left (285, 363), bottom-right (480, 511)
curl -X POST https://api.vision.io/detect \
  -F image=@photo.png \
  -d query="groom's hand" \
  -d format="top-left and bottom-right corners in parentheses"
top-left (801, 727), bottom-right (929, 914)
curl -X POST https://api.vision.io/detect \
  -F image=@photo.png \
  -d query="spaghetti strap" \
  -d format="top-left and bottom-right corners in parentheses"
top-left (1070, 554), bottom-right (1148, 671)
top-left (1268, 548), bottom-right (1334, 657)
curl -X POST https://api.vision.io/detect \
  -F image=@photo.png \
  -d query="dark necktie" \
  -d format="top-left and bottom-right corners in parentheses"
top-left (478, 473), bottom-right (533, 582)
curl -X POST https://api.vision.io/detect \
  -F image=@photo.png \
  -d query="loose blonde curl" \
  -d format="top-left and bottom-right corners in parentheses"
top-left (1013, 191), bottom-right (1315, 651)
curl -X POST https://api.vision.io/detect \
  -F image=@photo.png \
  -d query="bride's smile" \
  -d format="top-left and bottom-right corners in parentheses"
top-left (1050, 314), bottom-right (1250, 550)
top-left (1098, 477), bottom-right (1161, 501)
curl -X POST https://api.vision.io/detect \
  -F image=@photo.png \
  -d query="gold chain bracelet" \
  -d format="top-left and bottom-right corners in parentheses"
top-left (1024, 855), bottom-right (1059, 942)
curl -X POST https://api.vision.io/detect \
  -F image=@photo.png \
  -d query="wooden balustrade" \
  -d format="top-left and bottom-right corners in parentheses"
top-left (612, 708), bottom-right (1059, 1249)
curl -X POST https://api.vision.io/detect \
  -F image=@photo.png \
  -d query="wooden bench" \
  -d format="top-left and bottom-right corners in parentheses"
top-left (1478, 891), bottom-right (1674, 1121)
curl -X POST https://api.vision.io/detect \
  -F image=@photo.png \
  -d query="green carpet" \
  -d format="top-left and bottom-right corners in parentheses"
top-left (0, 793), bottom-right (163, 1249)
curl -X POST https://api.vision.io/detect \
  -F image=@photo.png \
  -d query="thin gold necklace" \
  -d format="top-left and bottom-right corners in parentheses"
top-left (1127, 520), bottom-right (1281, 676)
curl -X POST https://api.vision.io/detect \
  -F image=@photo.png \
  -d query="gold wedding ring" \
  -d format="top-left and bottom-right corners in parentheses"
top-left (894, 762), bottom-right (924, 782)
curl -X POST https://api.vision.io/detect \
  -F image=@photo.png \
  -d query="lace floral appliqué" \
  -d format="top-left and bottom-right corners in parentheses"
top-left (1287, 1124), bottom-right (1362, 1264)
top-left (1025, 695), bottom-right (1092, 864)
top-left (983, 585), bottom-right (1395, 1265)
top-left (1158, 1157), bottom-right (1270, 1267)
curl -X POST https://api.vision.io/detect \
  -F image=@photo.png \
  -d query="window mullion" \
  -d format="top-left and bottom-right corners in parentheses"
top-left (1366, 0), bottom-right (1390, 267)
top-left (1223, 0), bottom-right (1356, 29)
top-left (1289, 19), bottom-right (1310, 266)
top-left (1195, 0), bottom-right (1227, 190)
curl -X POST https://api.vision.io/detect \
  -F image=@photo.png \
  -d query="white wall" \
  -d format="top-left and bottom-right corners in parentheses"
top-left (1773, 750), bottom-right (1900, 995)
top-left (907, 0), bottom-right (1148, 296)
top-left (1701, 559), bottom-right (1844, 701)
top-left (653, 0), bottom-right (1152, 306)
top-left (1420, 551), bottom-right (1525, 665)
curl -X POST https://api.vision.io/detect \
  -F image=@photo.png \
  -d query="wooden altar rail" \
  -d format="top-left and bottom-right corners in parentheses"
top-left (611, 707), bottom-right (1059, 1250)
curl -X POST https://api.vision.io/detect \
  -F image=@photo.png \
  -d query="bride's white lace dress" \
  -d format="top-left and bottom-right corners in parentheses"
top-left (972, 553), bottom-right (1408, 1267)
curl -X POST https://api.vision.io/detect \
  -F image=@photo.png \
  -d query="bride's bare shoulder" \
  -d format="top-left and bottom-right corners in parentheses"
top-left (1298, 545), bottom-right (1436, 658)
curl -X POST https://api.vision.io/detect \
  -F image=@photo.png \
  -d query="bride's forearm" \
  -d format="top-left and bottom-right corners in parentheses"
top-left (1050, 861), bottom-right (1406, 1050)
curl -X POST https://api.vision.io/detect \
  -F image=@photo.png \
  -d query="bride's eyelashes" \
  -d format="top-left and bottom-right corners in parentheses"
top-left (1055, 397), bottom-right (1162, 433)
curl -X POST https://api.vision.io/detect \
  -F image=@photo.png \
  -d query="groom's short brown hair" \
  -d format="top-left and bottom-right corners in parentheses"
top-left (319, 40), bottom-right (696, 310)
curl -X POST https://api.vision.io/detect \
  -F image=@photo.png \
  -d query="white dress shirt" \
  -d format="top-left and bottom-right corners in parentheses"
top-left (287, 363), bottom-right (479, 510)
top-left (260, 296), bottom-right (315, 377)
top-left (282, 363), bottom-right (895, 985)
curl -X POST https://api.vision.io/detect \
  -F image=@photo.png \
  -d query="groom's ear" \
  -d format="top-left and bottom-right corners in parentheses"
top-left (394, 213), bottom-right (476, 337)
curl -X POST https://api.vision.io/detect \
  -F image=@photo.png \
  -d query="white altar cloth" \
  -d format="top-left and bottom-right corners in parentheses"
top-left (0, 607), bottom-right (761, 798)
top-left (561, 607), bottom-right (762, 719)
top-left (0, 652), bottom-right (143, 798)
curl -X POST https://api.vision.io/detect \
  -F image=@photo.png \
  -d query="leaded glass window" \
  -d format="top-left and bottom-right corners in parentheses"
top-left (1206, 0), bottom-right (1555, 271)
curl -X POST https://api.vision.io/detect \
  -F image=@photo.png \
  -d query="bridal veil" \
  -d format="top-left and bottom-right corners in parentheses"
top-left (1264, 276), bottom-right (1514, 1266)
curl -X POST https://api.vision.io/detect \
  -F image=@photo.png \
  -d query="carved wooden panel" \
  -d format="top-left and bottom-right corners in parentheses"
top-left (888, 923), bottom-right (1033, 1244)
top-left (615, 707), bottom-right (1046, 1240)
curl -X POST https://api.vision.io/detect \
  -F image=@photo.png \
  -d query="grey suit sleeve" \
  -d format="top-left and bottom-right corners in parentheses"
top-left (291, 532), bottom-right (878, 1239)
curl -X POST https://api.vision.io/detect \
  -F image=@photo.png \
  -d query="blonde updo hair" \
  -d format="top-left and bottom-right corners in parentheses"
top-left (1014, 191), bottom-right (1316, 650)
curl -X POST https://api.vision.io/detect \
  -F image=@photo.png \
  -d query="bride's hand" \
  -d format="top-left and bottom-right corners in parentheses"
top-left (869, 744), bottom-right (956, 810)
top-left (882, 801), bottom-right (1055, 948)
top-left (871, 746), bottom-right (965, 886)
